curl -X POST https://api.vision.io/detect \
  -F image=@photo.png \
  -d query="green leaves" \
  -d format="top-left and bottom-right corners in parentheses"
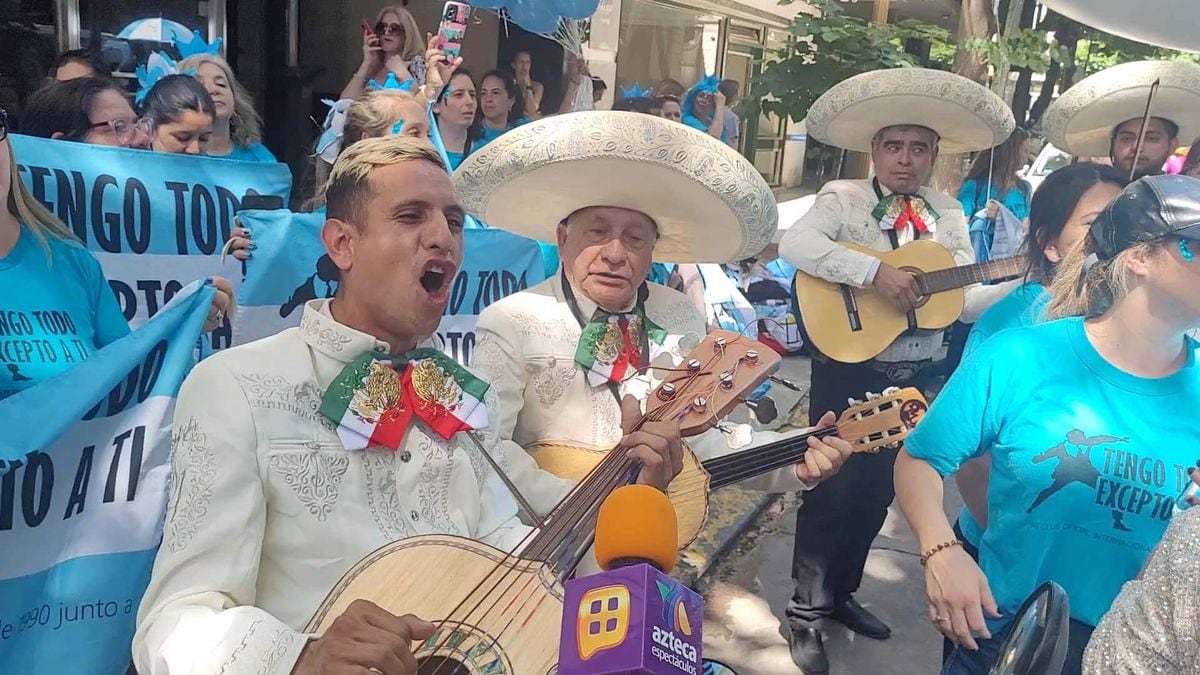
top-left (747, 0), bottom-right (933, 123)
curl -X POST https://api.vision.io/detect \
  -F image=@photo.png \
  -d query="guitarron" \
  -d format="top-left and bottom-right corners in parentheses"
top-left (305, 331), bottom-right (777, 674)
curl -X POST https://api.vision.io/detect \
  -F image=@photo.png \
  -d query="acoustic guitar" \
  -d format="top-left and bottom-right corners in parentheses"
top-left (305, 331), bottom-right (778, 674)
top-left (792, 239), bottom-right (1026, 363)
top-left (528, 387), bottom-right (929, 547)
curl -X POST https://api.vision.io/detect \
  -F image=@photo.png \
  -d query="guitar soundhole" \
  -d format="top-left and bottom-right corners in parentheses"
top-left (417, 656), bottom-right (471, 675)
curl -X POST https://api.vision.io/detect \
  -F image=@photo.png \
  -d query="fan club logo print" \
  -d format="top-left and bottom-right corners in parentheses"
top-left (1026, 429), bottom-right (1193, 532)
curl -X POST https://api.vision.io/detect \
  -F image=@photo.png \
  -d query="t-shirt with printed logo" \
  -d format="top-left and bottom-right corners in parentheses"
top-left (906, 317), bottom-right (1200, 627)
top-left (0, 225), bottom-right (130, 400)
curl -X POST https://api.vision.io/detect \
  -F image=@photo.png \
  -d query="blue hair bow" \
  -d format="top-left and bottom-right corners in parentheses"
top-left (134, 52), bottom-right (194, 105)
top-left (619, 82), bottom-right (654, 98)
top-left (368, 73), bottom-right (416, 92)
top-left (682, 75), bottom-right (721, 116)
top-left (174, 29), bottom-right (223, 58)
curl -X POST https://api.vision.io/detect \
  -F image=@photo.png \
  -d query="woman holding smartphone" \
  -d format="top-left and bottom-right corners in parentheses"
top-left (341, 5), bottom-right (426, 102)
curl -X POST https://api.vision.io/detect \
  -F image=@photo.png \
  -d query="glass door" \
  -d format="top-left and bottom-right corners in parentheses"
top-left (725, 39), bottom-right (784, 185)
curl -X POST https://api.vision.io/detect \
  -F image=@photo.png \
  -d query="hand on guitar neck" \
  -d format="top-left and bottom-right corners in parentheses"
top-left (619, 394), bottom-right (686, 491)
top-left (795, 410), bottom-right (855, 485)
top-left (293, 599), bottom-right (435, 675)
top-left (872, 262), bottom-right (922, 312)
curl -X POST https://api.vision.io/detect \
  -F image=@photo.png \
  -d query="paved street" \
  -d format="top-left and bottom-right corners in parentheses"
top-left (700, 355), bottom-right (964, 675)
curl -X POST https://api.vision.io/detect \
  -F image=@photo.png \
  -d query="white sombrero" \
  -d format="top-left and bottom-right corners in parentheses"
top-left (1043, 60), bottom-right (1200, 157)
top-left (806, 68), bottom-right (1015, 153)
top-left (452, 111), bottom-right (776, 263)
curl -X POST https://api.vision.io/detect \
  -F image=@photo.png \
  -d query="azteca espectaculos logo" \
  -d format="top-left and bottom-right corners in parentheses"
top-left (656, 579), bottom-right (694, 636)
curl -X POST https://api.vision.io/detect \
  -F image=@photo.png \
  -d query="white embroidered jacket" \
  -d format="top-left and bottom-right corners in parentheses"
top-left (779, 179), bottom-right (1016, 362)
top-left (473, 274), bottom-right (809, 514)
top-left (133, 300), bottom-right (531, 675)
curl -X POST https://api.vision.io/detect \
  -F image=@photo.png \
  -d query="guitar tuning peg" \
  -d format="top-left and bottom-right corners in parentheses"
top-left (882, 386), bottom-right (900, 396)
top-left (847, 397), bottom-right (862, 406)
top-left (865, 391), bottom-right (880, 400)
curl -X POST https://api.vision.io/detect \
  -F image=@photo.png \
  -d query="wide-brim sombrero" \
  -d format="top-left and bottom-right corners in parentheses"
top-left (806, 68), bottom-right (1015, 153)
top-left (1043, 60), bottom-right (1200, 158)
top-left (452, 111), bottom-right (776, 264)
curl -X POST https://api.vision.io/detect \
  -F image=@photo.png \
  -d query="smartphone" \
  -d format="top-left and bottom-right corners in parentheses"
top-left (438, 1), bottom-right (470, 61)
top-left (240, 194), bottom-right (285, 211)
top-left (361, 18), bottom-right (376, 37)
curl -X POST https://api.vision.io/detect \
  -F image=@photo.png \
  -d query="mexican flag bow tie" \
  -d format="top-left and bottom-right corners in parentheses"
top-left (575, 309), bottom-right (667, 387)
top-left (319, 348), bottom-right (489, 451)
top-left (872, 194), bottom-right (939, 233)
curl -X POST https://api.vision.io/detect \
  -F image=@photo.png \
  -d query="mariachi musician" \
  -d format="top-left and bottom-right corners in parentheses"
top-left (462, 110), bottom-right (854, 519)
top-left (132, 137), bottom-right (686, 675)
top-left (776, 68), bottom-right (1017, 673)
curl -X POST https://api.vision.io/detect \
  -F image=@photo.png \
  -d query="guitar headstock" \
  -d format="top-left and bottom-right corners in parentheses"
top-left (835, 387), bottom-right (928, 454)
top-left (644, 331), bottom-right (782, 437)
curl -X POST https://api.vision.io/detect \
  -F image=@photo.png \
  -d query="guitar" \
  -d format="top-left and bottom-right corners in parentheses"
top-left (304, 331), bottom-right (777, 674)
top-left (528, 387), bottom-right (929, 547)
top-left (792, 239), bottom-right (1026, 363)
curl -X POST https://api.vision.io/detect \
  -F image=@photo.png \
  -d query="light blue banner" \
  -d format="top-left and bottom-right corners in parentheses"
top-left (10, 134), bottom-right (292, 349)
top-left (233, 209), bottom-right (548, 364)
top-left (0, 282), bottom-right (215, 675)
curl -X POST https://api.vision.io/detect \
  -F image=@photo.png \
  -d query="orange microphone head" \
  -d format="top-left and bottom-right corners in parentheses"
top-left (594, 484), bottom-right (679, 573)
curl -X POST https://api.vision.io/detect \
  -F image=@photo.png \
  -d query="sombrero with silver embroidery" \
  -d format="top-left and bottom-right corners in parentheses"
top-left (451, 111), bottom-right (775, 263)
top-left (1043, 60), bottom-right (1200, 158)
top-left (806, 68), bottom-right (1015, 153)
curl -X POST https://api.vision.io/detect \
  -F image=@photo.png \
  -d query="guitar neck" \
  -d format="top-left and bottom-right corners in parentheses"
top-left (918, 255), bottom-right (1027, 295)
top-left (703, 427), bottom-right (839, 490)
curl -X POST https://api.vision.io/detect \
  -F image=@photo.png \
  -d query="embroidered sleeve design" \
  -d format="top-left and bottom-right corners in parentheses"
top-left (165, 417), bottom-right (218, 553)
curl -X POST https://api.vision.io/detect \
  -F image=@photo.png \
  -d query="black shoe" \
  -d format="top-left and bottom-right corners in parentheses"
top-left (787, 626), bottom-right (829, 674)
top-left (831, 596), bottom-right (891, 640)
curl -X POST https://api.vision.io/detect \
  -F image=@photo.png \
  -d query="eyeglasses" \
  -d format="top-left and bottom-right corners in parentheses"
top-left (375, 21), bottom-right (405, 37)
top-left (88, 117), bottom-right (154, 144)
top-left (0, 108), bottom-right (8, 142)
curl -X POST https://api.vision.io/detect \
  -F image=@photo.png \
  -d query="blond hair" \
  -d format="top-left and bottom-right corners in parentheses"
top-left (178, 54), bottom-right (263, 147)
top-left (1045, 236), bottom-right (1167, 319)
top-left (375, 5), bottom-right (423, 60)
top-left (5, 137), bottom-right (78, 258)
top-left (308, 89), bottom-right (427, 211)
top-left (325, 135), bottom-right (445, 226)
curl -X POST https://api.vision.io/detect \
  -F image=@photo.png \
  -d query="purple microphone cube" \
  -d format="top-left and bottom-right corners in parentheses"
top-left (559, 563), bottom-right (703, 674)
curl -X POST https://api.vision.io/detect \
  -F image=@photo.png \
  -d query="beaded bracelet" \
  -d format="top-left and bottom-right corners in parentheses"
top-left (920, 539), bottom-right (963, 567)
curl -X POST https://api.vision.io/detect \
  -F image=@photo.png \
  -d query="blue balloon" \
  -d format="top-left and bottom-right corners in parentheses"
top-left (550, 0), bottom-right (600, 20)
top-left (506, 0), bottom-right (561, 35)
top-left (468, 0), bottom-right (508, 8)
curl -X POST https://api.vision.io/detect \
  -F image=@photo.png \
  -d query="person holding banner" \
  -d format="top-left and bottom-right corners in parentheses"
top-left (139, 74), bottom-right (216, 155)
top-left (0, 119), bottom-right (232, 401)
top-left (134, 135), bottom-right (684, 675)
top-left (178, 53), bottom-right (277, 163)
top-left (463, 111), bottom-right (853, 520)
top-left (21, 77), bottom-right (152, 149)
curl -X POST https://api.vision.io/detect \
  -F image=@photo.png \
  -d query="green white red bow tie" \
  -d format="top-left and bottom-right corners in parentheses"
top-left (575, 309), bottom-right (667, 387)
top-left (319, 349), bottom-right (489, 450)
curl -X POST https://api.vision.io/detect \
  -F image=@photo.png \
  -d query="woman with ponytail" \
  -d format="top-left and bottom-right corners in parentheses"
top-left (894, 174), bottom-right (1200, 675)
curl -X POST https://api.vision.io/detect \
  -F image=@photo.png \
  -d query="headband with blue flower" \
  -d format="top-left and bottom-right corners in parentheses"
top-left (682, 75), bottom-right (720, 117)
top-left (174, 29), bottom-right (223, 58)
top-left (368, 72), bottom-right (416, 92)
top-left (134, 52), bottom-right (196, 104)
top-left (620, 82), bottom-right (654, 98)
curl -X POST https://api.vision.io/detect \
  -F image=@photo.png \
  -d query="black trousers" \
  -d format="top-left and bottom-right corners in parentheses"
top-left (786, 357), bottom-right (929, 627)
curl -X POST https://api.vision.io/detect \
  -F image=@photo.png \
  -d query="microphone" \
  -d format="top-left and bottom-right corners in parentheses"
top-left (559, 485), bottom-right (704, 674)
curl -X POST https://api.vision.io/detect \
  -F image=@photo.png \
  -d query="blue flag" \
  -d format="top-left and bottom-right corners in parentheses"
top-left (0, 282), bottom-right (215, 674)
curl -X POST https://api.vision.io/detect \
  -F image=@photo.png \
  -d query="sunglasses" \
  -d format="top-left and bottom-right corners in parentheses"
top-left (375, 21), bottom-right (405, 37)
top-left (89, 117), bottom-right (154, 144)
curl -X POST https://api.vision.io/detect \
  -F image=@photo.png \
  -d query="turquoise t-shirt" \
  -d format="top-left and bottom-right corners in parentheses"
top-left (478, 117), bottom-right (531, 147)
top-left (906, 317), bottom-right (1200, 627)
top-left (956, 282), bottom-right (1051, 547)
top-left (222, 142), bottom-right (278, 163)
top-left (445, 150), bottom-right (465, 171)
top-left (682, 113), bottom-right (728, 143)
top-left (0, 226), bottom-right (130, 400)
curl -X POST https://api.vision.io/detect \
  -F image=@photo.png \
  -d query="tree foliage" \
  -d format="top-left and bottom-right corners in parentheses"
top-left (749, 0), bottom-right (949, 123)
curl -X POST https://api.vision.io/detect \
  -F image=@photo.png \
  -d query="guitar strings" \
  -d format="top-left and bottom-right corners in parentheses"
top-left (423, 337), bottom-right (748, 669)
